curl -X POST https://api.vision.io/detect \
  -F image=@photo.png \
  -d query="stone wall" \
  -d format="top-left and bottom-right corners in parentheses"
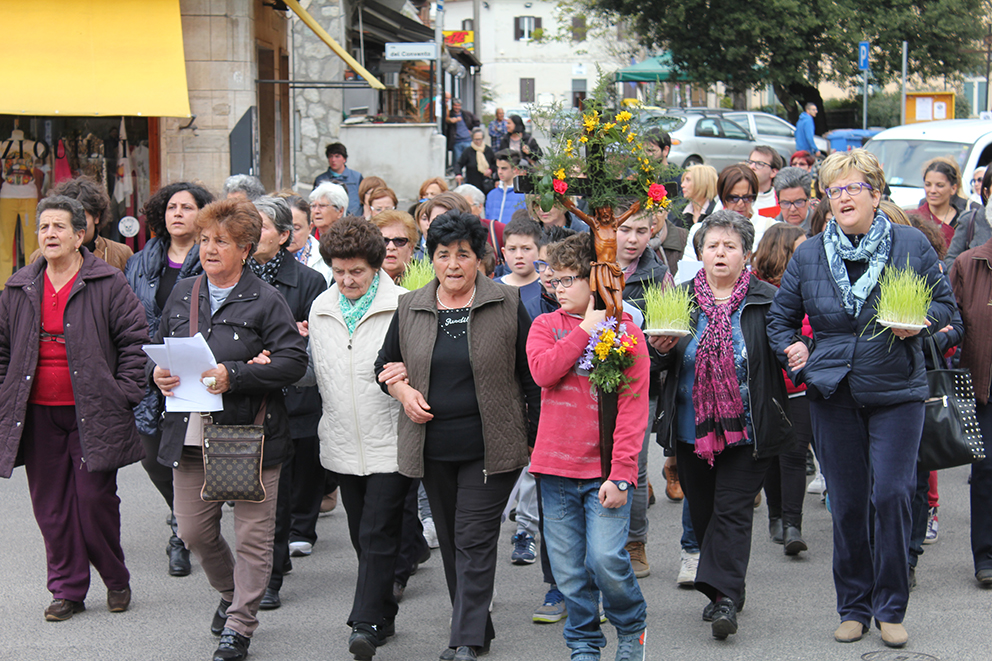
top-left (340, 124), bottom-right (446, 205)
top-left (292, 0), bottom-right (346, 191)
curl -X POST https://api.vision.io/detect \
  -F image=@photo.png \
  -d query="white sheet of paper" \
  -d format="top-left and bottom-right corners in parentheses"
top-left (934, 101), bottom-right (947, 120)
top-left (675, 259), bottom-right (704, 285)
top-left (916, 97), bottom-right (933, 121)
top-left (142, 333), bottom-right (223, 412)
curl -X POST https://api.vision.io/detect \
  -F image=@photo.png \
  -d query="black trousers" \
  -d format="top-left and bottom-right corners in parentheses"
top-left (395, 479), bottom-right (429, 587)
top-left (338, 472), bottom-right (412, 627)
top-left (971, 401), bottom-right (992, 574)
top-left (268, 435), bottom-right (324, 592)
top-left (764, 395), bottom-right (812, 527)
top-left (678, 441), bottom-right (772, 604)
top-left (139, 431), bottom-right (174, 510)
top-left (421, 458), bottom-right (520, 649)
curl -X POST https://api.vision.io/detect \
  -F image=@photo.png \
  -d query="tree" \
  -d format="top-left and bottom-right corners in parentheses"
top-left (567, 0), bottom-right (986, 123)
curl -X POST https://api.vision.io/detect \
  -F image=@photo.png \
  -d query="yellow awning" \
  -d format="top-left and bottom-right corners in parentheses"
top-left (0, 0), bottom-right (190, 117)
top-left (284, 0), bottom-right (386, 90)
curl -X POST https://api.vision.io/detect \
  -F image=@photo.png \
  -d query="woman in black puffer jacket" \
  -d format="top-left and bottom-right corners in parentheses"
top-left (125, 181), bottom-right (213, 576)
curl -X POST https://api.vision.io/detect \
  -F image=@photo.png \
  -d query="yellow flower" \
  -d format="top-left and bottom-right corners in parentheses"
top-left (579, 136), bottom-right (588, 143)
top-left (554, 168), bottom-right (566, 180)
top-left (583, 112), bottom-right (600, 132)
top-left (601, 122), bottom-right (616, 132)
top-left (620, 124), bottom-right (628, 132)
top-left (645, 198), bottom-right (655, 209)
top-left (566, 139), bottom-right (573, 150)
top-left (626, 132), bottom-right (637, 143)
top-left (615, 110), bottom-right (633, 123)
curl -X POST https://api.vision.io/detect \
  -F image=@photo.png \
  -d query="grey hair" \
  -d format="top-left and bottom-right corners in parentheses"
top-left (471, 127), bottom-right (485, 139)
top-left (773, 166), bottom-right (813, 195)
top-left (223, 174), bottom-right (266, 201)
top-left (37, 196), bottom-right (87, 234)
top-left (695, 209), bottom-right (755, 255)
top-left (453, 183), bottom-right (485, 207)
top-left (253, 195), bottom-right (294, 248)
top-left (310, 182), bottom-right (349, 212)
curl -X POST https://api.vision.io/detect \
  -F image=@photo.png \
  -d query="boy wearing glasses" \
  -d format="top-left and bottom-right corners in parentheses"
top-left (525, 232), bottom-right (649, 661)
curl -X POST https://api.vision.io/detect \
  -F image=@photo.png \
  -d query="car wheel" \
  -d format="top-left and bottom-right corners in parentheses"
top-left (683, 155), bottom-right (703, 167)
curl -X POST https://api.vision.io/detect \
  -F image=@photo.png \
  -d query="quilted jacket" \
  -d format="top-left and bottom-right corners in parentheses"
top-left (308, 274), bottom-right (404, 475)
top-left (375, 272), bottom-right (540, 479)
top-left (767, 223), bottom-right (957, 407)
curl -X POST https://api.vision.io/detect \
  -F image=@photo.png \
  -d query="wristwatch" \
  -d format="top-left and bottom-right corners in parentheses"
top-left (612, 480), bottom-right (629, 492)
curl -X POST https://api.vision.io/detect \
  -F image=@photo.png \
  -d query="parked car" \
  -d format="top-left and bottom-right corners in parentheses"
top-left (642, 112), bottom-right (757, 171)
top-left (722, 111), bottom-right (830, 161)
top-left (863, 119), bottom-right (992, 208)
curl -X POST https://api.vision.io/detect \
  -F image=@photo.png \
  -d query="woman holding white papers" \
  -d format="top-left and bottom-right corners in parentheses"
top-left (0, 195), bottom-right (148, 622)
top-left (150, 199), bottom-right (307, 661)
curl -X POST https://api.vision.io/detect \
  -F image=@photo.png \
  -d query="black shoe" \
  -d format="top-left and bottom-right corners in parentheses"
top-left (418, 545), bottom-right (432, 565)
top-left (379, 619), bottom-right (395, 640)
top-left (711, 598), bottom-right (738, 639)
top-left (259, 587), bottom-right (281, 610)
top-left (769, 517), bottom-right (783, 544)
top-left (702, 588), bottom-right (745, 621)
top-left (783, 525), bottom-right (808, 556)
top-left (349, 623), bottom-right (379, 660)
top-left (211, 598), bottom-right (232, 636)
top-left (214, 628), bottom-right (250, 661)
top-left (453, 646), bottom-right (478, 661)
top-left (167, 535), bottom-right (191, 576)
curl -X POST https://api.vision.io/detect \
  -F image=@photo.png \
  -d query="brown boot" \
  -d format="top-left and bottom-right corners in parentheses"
top-left (663, 462), bottom-right (683, 502)
top-left (107, 586), bottom-right (131, 613)
top-left (625, 541), bottom-right (651, 578)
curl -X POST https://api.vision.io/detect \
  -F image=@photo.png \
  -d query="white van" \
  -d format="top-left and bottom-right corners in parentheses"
top-left (862, 119), bottom-right (992, 208)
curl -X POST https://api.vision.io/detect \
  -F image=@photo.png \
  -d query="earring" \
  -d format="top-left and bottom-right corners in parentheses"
top-left (242, 258), bottom-right (246, 265)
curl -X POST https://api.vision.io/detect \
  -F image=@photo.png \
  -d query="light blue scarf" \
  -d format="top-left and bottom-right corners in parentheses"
top-left (822, 210), bottom-right (892, 317)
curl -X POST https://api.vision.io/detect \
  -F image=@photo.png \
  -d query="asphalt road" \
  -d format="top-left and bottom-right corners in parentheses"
top-left (0, 442), bottom-right (986, 661)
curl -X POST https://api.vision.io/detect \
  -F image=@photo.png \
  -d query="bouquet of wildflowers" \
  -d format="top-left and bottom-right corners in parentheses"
top-left (578, 317), bottom-right (639, 394)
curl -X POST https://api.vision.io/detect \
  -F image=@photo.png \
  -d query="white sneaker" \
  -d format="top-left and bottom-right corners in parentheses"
top-left (677, 549), bottom-right (699, 586)
top-left (924, 507), bottom-right (939, 544)
top-left (289, 541), bottom-right (313, 557)
top-left (807, 473), bottom-right (826, 495)
top-left (422, 517), bottom-right (439, 549)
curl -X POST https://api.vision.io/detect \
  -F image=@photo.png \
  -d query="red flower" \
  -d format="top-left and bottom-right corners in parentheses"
top-left (553, 179), bottom-right (569, 195)
top-left (648, 183), bottom-right (667, 201)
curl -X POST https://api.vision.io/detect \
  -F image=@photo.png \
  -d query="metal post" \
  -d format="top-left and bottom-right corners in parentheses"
top-left (473, 0), bottom-right (481, 115)
top-left (863, 70), bottom-right (869, 130)
top-left (436, 1), bottom-right (444, 134)
top-left (901, 41), bottom-right (908, 125)
top-left (986, 24), bottom-right (991, 112)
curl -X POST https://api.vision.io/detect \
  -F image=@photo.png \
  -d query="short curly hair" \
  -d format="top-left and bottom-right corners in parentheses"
top-left (426, 210), bottom-right (487, 259)
top-left (319, 216), bottom-right (386, 270)
top-left (546, 232), bottom-right (593, 279)
top-left (48, 177), bottom-right (109, 229)
top-left (142, 182), bottom-right (215, 239)
top-left (195, 198), bottom-right (262, 256)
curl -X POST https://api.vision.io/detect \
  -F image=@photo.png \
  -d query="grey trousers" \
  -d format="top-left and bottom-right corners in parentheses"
top-left (174, 448), bottom-right (281, 638)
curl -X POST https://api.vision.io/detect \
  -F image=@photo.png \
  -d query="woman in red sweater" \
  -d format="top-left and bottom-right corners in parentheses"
top-left (526, 232), bottom-right (650, 661)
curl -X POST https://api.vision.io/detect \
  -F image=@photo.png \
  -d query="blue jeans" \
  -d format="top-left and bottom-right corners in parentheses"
top-left (452, 140), bottom-right (471, 166)
top-left (540, 474), bottom-right (646, 657)
top-left (681, 498), bottom-right (699, 553)
top-left (810, 382), bottom-right (922, 625)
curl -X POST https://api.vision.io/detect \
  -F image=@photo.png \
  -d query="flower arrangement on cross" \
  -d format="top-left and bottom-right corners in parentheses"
top-left (529, 75), bottom-right (672, 320)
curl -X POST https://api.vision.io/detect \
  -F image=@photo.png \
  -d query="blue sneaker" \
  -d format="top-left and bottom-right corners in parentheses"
top-left (616, 629), bottom-right (646, 660)
top-left (511, 532), bottom-right (537, 565)
top-left (533, 586), bottom-right (566, 623)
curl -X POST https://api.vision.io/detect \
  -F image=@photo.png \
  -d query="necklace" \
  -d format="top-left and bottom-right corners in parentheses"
top-left (713, 294), bottom-right (732, 302)
top-left (437, 285), bottom-right (476, 310)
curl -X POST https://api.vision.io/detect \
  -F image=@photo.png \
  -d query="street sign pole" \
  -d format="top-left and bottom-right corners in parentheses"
top-left (859, 41), bottom-right (870, 130)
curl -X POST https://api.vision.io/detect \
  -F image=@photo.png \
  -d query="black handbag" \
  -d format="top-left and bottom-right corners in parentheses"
top-left (918, 338), bottom-right (986, 472)
top-left (189, 276), bottom-right (268, 503)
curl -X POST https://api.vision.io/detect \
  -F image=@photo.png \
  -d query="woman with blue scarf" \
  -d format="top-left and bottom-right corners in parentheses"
top-left (302, 216), bottom-right (408, 659)
top-left (767, 150), bottom-right (957, 649)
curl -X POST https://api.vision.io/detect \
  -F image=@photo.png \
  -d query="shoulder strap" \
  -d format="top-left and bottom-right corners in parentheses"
top-left (189, 275), bottom-right (207, 337)
top-left (967, 210), bottom-right (977, 246)
top-left (489, 220), bottom-right (504, 264)
top-left (253, 396), bottom-right (268, 426)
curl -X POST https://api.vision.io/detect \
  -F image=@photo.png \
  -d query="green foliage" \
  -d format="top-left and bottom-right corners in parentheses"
top-left (875, 259), bottom-right (934, 327)
top-left (642, 283), bottom-right (695, 332)
top-left (399, 258), bottom-right (435, 291)
top-left (719, 95), bottom-right (734, 109)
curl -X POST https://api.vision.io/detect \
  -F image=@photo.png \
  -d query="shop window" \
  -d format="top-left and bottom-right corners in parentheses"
top-left (462, 19), bottom-right (473, 31)
top-left (520, 78), bottom-right (536, 104)
top-left (514, 16), bottom-right (541, 41)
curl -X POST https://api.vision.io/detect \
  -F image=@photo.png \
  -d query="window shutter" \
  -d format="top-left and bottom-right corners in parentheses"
top-left (535, 17), bottom-right (543, 31)
top-left (514, 17), bottom-right (522, 41)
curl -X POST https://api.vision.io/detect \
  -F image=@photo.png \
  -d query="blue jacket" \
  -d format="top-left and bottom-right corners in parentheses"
top-left (795, 112), bottom-right (817, 154)
top-left (314, 166), bottom-right (363, 216)
top-left (766, 224), bottom-right (957, 407)
top-left (124, 238), bottom-right (202, 436)
top-left (485, 185), bottom-right (527, 224)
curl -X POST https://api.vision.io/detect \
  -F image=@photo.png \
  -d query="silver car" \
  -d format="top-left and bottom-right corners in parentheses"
top-left (643, 113), bottom-right (757, 171)
top-left (723, 111), bottom-right (830, 162)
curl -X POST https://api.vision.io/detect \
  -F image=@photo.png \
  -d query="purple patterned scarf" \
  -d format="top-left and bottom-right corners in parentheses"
top-left (692, 268), bottom-right (750, 465)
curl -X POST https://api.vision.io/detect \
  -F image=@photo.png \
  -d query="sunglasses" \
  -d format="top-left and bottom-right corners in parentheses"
top-left (384, 237), bottom-right (410, 247)
top-left (726, 194), bottom-right (756, 204)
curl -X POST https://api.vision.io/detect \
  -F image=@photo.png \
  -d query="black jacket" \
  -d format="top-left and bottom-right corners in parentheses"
top-left (496, 132), bottom-right (543, 161)
top-left (268, 254), bottom-right (328, 438)
top-left (656, 275), bottom-right (793, 459)
top-left (456, 144), bottom-right (497, 191)
top-left (151, 268), bottom-right (308, 469)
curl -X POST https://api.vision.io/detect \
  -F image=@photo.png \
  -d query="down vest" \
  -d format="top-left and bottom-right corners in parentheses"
top-left (767, 223), bottom-right (957, 407)
top-left (308, 274), bottom-right (404, 475)
top-left (0, 250), bottom-right (149, 477)
top-left (375, 272), bottom-right (541, 479)
top-left (125, 237), bottom-right (202, 435)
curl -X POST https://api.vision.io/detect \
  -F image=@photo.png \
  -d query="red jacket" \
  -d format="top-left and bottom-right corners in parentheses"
top-left (0, 249), bottom-right (149, 476)
top-left (526, 309), bottom-right (649, 486)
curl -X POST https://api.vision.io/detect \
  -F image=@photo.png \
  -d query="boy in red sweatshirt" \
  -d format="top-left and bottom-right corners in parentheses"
top-left (526, 233), bottom-right (649, 661)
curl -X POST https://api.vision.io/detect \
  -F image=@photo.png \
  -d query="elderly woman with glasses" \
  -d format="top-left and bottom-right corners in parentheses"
top-left (767, 149), bottom-right (957, 649)
top-left (773, 167), bottom-right (816, 235)
top-left (309, 182), bottom-right (349, 238)
top-left (372, 210), bottom-right (419, 284)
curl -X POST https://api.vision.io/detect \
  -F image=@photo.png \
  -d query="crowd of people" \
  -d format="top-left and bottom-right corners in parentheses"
top-left (1, 120), bottom-right (991, 661)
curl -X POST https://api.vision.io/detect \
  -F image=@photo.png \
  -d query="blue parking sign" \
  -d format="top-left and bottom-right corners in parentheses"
top-left (859, 41), bottom-right (869, 71)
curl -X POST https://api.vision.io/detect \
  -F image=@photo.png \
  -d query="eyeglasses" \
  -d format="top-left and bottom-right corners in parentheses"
top-left (726, 194), bottom-right (756, 205)
top-left (384, 236), bottom-right (410, 247)
top-left (549, 276), bottom-right (580, 289)
top-left (40, 331), bottom-right (66, 345)
top-left (533, 260), bottom-right (550, 272)
top-left (824, 182), bottom-right (875, 199)
top-left (973, 177), bottom-right (984, 183)
top-left (744, 159), bottom-right (772, 170)
top-left (312, 202), bottom-right (332, 211)
top-left (371, 206), bottom-right (395, 214)
top-left (778, 198), bottom-right (809, 210)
